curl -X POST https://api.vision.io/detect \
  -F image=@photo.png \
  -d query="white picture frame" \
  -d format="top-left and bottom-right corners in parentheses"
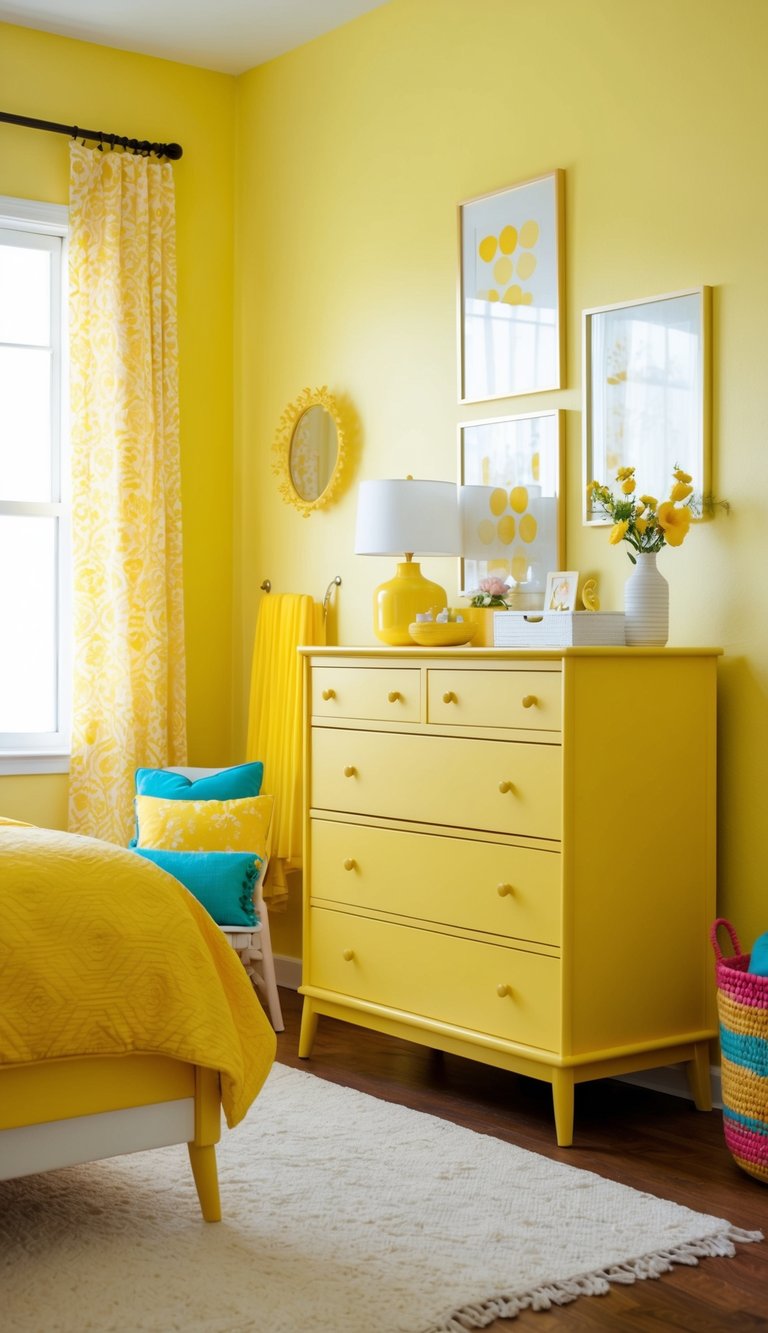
top-left (458, 170), bottom-right (565, 404)
top-left (544, 571), bottom-right (578, 612)
top-left (583, 287), bottom-right (711, 524)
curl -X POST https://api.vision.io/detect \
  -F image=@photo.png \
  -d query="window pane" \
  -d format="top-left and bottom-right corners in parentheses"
top-left (0, 242), bottom-right (51, 346)
top-left (0, 516), bottom-right (57, 732)
top-left (0, 347), bottom-right (52, 500)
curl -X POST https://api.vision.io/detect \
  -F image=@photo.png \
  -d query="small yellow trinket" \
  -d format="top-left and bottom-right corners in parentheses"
top-left (581, 578), bottom-right (600, 612)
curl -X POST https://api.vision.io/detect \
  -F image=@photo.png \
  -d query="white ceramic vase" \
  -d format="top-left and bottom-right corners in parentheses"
top-left (624, 552), bottom-right (669, 647)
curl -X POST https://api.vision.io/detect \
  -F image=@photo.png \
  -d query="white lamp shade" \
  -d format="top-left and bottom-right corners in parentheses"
top-left (354, 479), bottom-right (460, 556)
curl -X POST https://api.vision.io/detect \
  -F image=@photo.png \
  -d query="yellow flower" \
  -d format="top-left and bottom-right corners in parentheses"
top-left (616, 466), bottom-right (635, 482)
top-left (640, 494), bottom-right (658, 508)
top-left (657, 501), bottom-right (692, 546)
top-left (609, 519), bottom-right (629, 545)
top-left (586, 480), bottom-right (597, 498)
top-left (670, 481), bottom-right (693, 502)
top-left (621, 478), bottom-right (635, 495)
top-left (635, 516), bottom-right (648, 535)
top-left (635, 502), bottom-right (646, 515)
top-left (673, 468), bottom-right (692, 484)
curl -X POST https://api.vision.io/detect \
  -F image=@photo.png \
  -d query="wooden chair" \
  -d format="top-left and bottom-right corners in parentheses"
top-left (167, 767), bottom-right (284, 1032)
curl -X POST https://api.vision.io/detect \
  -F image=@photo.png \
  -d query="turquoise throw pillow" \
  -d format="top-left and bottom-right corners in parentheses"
top-left (134, 849), bottom-right (262, 927)
top-left (129, 762), bottom-right (264, 848)
top-left (135, 762), bottom-right (264, 801)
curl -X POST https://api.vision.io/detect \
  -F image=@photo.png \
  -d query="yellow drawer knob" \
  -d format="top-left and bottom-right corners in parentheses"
top-left (322, 688), bottom-right (336, 700)
top-left (496, 983), bottom-right (512, 998)
top-left (442, 691), bottom-right (457, 704)
top-left (496, 882), bottom-right (514, 897)
top-left (521, 695), bottom-right (537, 708)
top-left (343, 858), bottom-right (357, 871)
top-left (388, 690), bottom-right (402, 703)
top-left (342, 948), bottom-right (355, 962)
top-left (498, 780), bottom-right (515, 794)
top-left (344, 765), bottom-right (357, 777)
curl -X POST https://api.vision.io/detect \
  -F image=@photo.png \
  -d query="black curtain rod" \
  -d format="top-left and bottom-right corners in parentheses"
top-left (0, 110), bottom-right (183, 160)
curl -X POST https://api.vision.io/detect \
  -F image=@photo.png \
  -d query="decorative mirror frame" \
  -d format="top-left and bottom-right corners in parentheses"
top-left (272, 385), bottom-right (348, 517)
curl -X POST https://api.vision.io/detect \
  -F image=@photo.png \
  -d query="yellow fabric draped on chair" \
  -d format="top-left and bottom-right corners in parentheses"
top-left (246, 594), bottom-right (325, 904)
top-left (67, 142), bottom-right (187, 845)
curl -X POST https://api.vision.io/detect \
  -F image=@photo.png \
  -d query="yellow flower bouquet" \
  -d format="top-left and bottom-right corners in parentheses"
top-left (586, 466), bottom-right (696, 564)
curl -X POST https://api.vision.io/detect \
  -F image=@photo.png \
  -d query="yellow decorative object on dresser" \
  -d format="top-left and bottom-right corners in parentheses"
top-left (298, 646), bottom-right (720, 1146)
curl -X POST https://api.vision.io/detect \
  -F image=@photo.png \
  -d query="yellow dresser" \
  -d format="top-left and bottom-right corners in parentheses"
top-left (298, 647), bottom-right (719, 1144)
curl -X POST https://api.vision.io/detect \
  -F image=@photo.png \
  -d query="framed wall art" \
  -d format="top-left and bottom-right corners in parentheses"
top-left (583, 286), bottom-right (711, 524)
top-left (459, 409), bottom-right (564, 606)
top-left (458, 169), bottom-right (565, 404)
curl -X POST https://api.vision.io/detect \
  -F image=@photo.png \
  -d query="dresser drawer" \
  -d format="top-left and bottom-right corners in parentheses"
top-left (308, 907), bottom-right (561, 1050)
top-left (311, 819), bottom-right (561, 945)
top-left (311, 728), bottom-right (561, 840)
top-left (427, 668), bottom-right (561, 732)
top-left (312, 666), bottom-right (421, 723)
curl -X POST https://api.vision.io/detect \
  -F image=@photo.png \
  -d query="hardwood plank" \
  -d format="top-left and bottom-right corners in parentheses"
top-left (274, 988), bottom-right (767, 1330)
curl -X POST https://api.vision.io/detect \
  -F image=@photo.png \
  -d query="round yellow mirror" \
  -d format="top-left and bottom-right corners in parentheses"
top-left (273, 386), bottom-right (348, 516)
top-left (290, 404), bottom-right (338, 502)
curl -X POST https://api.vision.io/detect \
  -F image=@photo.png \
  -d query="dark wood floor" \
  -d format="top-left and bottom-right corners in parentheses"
top-left (273, 988), bottom-right (767, 1331)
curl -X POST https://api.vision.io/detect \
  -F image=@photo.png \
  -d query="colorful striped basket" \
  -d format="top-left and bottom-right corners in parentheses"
top-left (711, 918), bottom-right (768, 1183)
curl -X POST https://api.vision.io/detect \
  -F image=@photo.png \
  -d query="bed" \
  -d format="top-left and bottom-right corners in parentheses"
top-left (0, 819), bottom-right (276, 1221)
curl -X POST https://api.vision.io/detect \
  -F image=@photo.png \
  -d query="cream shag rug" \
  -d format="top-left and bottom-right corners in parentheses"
top-left (0, 1063), bottom-right (761, 1333)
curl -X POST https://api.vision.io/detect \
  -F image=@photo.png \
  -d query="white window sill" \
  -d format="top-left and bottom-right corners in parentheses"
top-left (0, 753), bottom-right (70, 776)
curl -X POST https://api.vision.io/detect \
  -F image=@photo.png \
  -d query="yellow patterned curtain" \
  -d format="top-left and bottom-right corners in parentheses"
top-left (68, 142), bottom-right (187, 845)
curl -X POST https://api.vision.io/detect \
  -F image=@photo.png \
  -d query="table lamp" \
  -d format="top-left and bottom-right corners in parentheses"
top-left (354, 478), bottom-right (460, 644)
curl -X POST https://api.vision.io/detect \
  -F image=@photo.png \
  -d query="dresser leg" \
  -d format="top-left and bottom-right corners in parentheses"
top-left (298, 999), bottom-right (318, 1058)
top-left (551, 1070), bottom-right (575, 1146)
top-left (686, 1041), bottom-right (713, 1110)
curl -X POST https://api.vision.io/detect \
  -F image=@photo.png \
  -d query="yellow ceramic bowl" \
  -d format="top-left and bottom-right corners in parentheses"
top-left (408, 621), bottom-right (477, 647)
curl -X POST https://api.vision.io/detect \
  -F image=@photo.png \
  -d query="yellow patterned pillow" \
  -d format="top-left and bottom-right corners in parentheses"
top-left (135, 793), bottom-right (274, 858)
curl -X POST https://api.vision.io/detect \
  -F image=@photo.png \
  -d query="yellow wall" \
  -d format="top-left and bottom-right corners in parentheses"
top-left (4, 2), bottom-right (767, 961)
top-left (0, 23), bottom-right (236, 825)
top-left (235, 0), bottom-right (768, 954)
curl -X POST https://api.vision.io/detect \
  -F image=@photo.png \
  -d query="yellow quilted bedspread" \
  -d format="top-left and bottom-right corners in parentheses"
top-left (0, 822), bottom-right (276, 1127)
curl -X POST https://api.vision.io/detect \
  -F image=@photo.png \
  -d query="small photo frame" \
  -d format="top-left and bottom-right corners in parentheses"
top-left (458, 169), bottom-right (565, 404)
top-left (544, 571), bottom-right (578, 612)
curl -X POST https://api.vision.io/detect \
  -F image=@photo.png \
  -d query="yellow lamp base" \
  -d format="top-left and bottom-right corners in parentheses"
top-left (373, 562), bottom-right (447, 646)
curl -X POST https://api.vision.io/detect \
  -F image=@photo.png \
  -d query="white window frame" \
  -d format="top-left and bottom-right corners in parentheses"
top-left (0, 195), bottom-right (70, 775)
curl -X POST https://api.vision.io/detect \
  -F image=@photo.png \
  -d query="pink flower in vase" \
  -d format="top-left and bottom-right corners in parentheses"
top-left (467, 576), bottom-right (511, 608)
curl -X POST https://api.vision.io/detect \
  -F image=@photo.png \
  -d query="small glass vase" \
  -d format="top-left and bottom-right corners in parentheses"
top-left (624, 552), bottom-right (669, 647)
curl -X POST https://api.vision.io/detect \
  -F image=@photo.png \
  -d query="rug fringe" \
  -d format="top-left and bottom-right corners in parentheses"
top-left (425, 1225), bottom-right (764, 1332)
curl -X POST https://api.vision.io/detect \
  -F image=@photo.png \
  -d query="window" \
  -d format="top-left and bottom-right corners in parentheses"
top-left (0, 196), bottom-right (70, 773)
